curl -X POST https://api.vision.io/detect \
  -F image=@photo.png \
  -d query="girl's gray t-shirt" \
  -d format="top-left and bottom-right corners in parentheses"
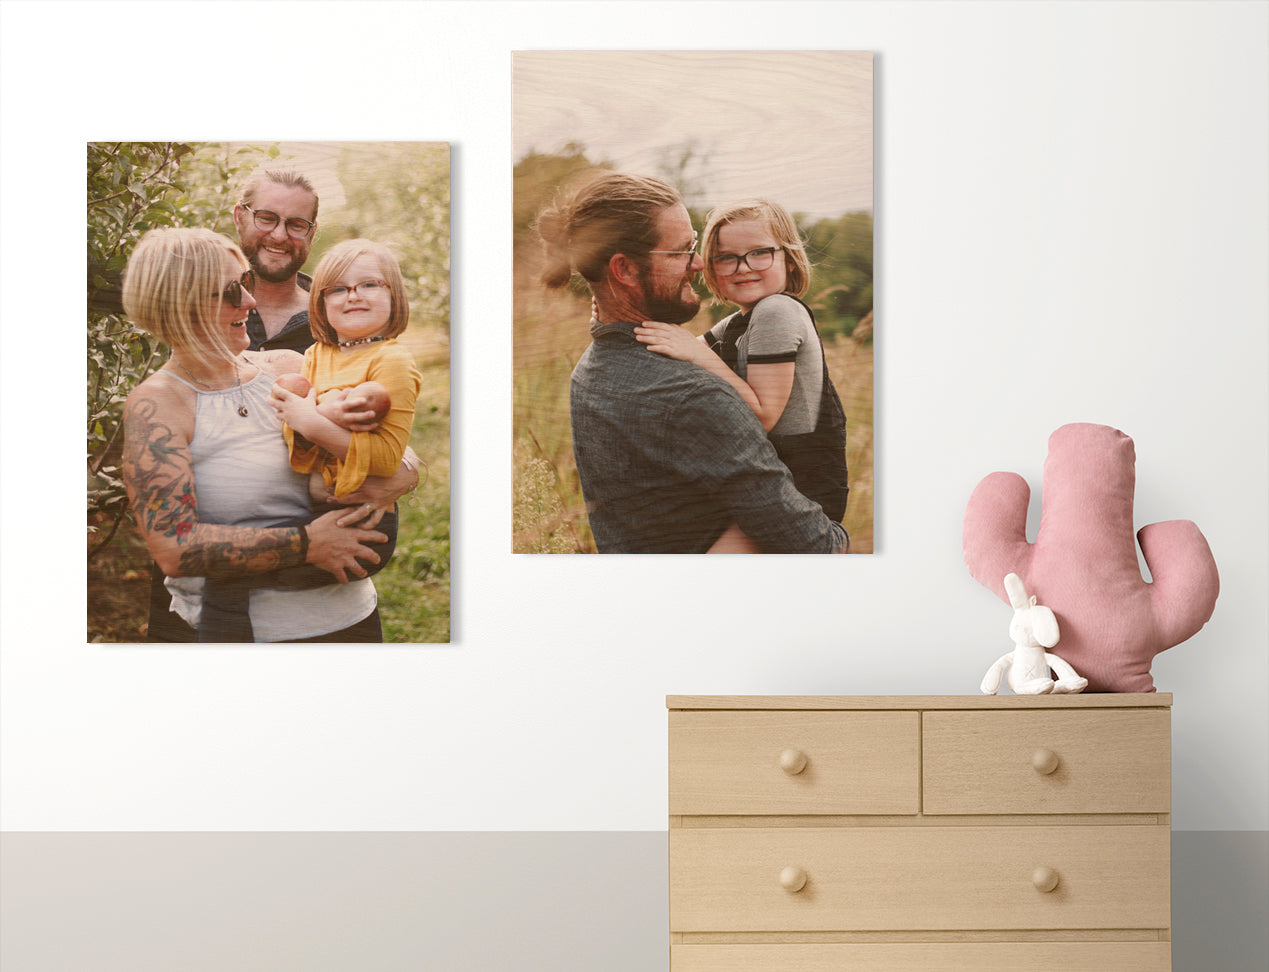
top-left (707, 294), bottom-right (823, 435)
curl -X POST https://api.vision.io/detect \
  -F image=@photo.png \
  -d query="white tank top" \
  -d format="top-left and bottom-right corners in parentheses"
top-left (162, 367), bottom-right (376, 641)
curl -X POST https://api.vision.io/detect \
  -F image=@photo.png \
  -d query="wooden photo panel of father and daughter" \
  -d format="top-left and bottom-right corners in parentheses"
top-left (513, 51), bottom-right (873, 555)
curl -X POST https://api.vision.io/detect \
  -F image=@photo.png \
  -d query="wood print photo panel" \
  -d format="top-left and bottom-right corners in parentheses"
top-left (513, 52), bottom-right (873, 554)
top-left (87, 141), bottom-right (450, 643)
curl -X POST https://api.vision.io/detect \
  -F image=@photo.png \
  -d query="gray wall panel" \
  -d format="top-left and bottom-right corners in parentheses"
top-left (3, 832), bottom-right (1264, 971)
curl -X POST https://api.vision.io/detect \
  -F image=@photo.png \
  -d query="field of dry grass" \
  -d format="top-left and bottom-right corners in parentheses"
top-left (513, 286), bottom-right (874, 554)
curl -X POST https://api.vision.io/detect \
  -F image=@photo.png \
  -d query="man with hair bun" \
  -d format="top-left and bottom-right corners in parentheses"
top-left (537, 172), bottom-right (848, 554)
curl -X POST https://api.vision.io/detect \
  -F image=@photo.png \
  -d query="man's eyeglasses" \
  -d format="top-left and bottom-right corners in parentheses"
top-left (649, 230), bottom-right (700, 272)
top-left (212, 270), bottom-right (256, 308)
top-left (711, 246), bottom-right (782, 276)
top-left (320, 279), bottom-right (390, 303)
top-left (241, 204), bottom-right (316, 239)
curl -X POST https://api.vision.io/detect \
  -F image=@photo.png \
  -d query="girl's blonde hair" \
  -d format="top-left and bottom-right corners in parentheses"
top-left (701, 199), bottom-right (811, 303)
top-left (121, 226), bottom-right (250, 368)
top-left (308, 239), bottom-right (409, 346)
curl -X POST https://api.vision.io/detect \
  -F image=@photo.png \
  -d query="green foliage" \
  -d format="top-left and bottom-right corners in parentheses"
top-left (376, 355), bottom-right (452, 642)
top-left (87, 142), bottom-right (270, 554)
top-left (513, 144), bottom-right (607, 246)
top-left (803, 211), bottom-right (874, 340)
top-left (315, 143), bottom-right (451, 333)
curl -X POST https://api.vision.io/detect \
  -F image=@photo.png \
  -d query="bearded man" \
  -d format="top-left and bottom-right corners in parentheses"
top-left (535, 172), bottom-right (847, 554)
top-left (233, 167), bottom-right (321, 353)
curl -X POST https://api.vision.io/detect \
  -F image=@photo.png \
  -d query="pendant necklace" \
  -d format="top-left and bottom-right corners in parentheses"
top-left (172, 359), bottom-right (249, 417)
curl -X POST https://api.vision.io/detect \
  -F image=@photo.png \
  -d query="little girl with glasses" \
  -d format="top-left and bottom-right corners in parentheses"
top-left (635, 199), bottom-right (848, 551)
top-left (269, 238), bottom-right (424, 503)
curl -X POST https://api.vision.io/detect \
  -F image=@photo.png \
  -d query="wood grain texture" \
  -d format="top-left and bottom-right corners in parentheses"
top-left (671, 941), bottom-right (1172, 971)
top-left (670, 825), bottom-right (1170, 932)
top-left (668, 696), bottom-right (1172, 967)
top-left (668, 694), bottom-right (1172, 710)
top-left (675, 813), bottom-right (1166, 829)
top-left (669, 711), bottom-right (918, 815)
top-left (923, 709), bottom-right (1171, 814)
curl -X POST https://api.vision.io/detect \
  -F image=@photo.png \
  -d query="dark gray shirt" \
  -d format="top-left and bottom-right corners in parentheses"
top-left (246, 272), bottom-right (313, 353)
top-left (569, 320), bottom-right (848, 554)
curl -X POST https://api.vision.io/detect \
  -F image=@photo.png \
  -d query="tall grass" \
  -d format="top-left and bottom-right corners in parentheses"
top-left (823, 337), bottom-right (874, 554)
top-left (512, 286), bottom-right (874, 554)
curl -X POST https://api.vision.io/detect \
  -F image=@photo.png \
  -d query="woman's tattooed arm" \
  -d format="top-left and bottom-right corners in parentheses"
top-left (122, 391), bottom-right (305, 578)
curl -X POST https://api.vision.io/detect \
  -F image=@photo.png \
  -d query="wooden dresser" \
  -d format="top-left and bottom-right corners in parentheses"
top-left (668, 695), bottom-right (1172, 971)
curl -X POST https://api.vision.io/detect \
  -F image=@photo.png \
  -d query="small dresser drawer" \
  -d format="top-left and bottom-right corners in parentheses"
top-left (923, 709), bottom-right (1171, 814)
top-left (670, 825), bottom-right (1171, 932)
top-left (671, 942), bottom-right (1173, 971)
top-left (669, 711), bottom-right (919, 815)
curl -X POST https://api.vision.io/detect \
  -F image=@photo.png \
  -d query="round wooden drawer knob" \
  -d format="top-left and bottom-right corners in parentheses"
top-left (779, 749), bottom-right (808, 775)
top-left (1032, 866), bottom-right (1060, 893)
top-left (780, 866), bottom-right (807, 892)
top-left (1032, 748), bottom-right (1061, 775)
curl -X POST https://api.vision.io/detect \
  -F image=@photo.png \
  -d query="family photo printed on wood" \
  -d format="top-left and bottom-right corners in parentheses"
top-left (87, 142), bottom-right (451, 643)
top-left (513, 52), bottom-right (874, 554)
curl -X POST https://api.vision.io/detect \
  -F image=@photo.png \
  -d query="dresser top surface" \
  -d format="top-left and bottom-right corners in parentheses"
top-left (667, 694), bottom-right (1172, 710)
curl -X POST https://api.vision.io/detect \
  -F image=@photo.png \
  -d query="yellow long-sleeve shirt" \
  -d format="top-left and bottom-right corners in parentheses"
top-left (282, 339), bottom-right (423, 497)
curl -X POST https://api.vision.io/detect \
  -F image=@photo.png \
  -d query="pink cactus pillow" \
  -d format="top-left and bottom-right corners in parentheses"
top-left (963, 423), bottom-right (1219, 693)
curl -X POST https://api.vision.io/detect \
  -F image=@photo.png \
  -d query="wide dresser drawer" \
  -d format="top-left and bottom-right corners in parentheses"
top-left (669, 711), bottom-right (919, 815)
top-left (670, 825), bottom-right (1170, 932)
top-left (671, 942), bottom-right (1172, 971)
top-left (923, 709), bottom-right (1171, 814)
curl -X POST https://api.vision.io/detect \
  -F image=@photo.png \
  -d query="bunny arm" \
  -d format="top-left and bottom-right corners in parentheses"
top-left (1138, 519), bottom-right (1221, 650)
top-left (980, 653), bottom-right (1014, 694)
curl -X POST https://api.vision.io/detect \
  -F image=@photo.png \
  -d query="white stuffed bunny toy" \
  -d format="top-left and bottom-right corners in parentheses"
top-left (980, 573), bottom-right (1089, 695)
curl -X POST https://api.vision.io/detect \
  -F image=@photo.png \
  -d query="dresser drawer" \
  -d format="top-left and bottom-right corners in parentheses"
top-left (923, 710), bottom-right (1171, 814)
top-left (671, 942), bottom-right (1172, 971)
top-left (670, 825), bottom-right (1170, 932)
top-left (669, 711), bottom-right (919, 815)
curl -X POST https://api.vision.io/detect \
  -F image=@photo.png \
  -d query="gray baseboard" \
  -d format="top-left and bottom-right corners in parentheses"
top-left (1171, 831), bottom-right (1269, 971)
top-left (2, 831), bottom-right (1265, 971)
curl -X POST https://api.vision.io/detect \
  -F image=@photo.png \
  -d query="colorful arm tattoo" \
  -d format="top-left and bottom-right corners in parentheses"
top-left (122, 394), bottom-right (305, 578)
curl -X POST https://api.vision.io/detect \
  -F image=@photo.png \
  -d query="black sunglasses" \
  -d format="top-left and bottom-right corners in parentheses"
top-left (212, 270), bottom-right (256, 308)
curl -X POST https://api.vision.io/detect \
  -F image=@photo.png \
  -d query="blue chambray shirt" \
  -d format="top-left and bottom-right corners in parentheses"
top-left (569, 320), bottom-right (849, 554)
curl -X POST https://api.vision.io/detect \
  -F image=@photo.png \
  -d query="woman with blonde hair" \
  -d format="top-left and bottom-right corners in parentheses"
top-left (121, 226), bottom-right (400, 642)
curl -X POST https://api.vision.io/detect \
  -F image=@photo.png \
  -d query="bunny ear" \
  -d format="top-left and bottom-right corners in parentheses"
top-left (1003, 573), bottom-right (1029, 610)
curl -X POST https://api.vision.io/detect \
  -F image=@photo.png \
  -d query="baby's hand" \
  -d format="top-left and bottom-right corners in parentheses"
top-left (634, 321), bottom-right (705, 363)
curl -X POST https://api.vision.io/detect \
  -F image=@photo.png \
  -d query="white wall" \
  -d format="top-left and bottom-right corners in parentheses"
top-left (2, 2), bottom-right (1266, 833)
